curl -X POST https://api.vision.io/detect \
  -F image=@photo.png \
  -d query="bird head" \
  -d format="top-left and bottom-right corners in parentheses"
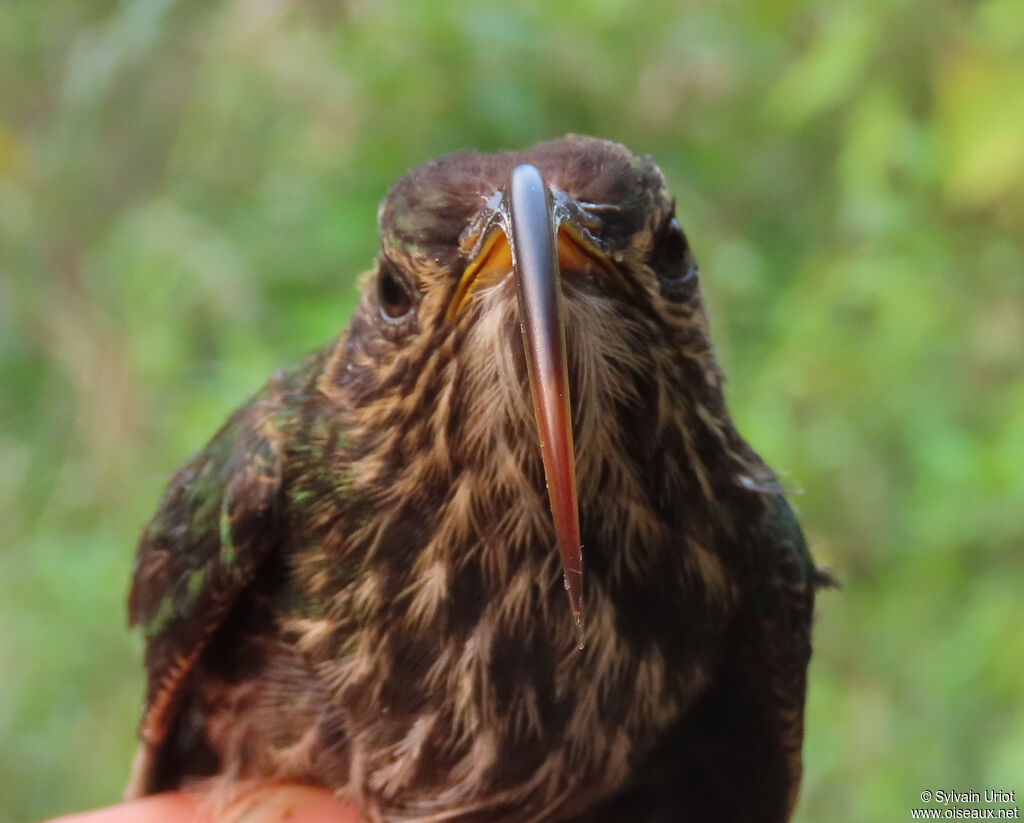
top-left (324, 136), bottom-right (726, 646)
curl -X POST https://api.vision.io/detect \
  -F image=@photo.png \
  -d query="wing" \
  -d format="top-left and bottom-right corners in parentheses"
top-left (125, 388), bottom-right (287, 796)
top-left (745, 491), bottom-right (818, 820)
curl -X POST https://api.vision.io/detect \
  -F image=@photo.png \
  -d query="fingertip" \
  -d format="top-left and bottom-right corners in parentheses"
top-left (224, 784), bottom-right (361, 823)
top-left (47, 792), bottom-right (204, 823)
top-left (45, 786), bottom-right (360, 823)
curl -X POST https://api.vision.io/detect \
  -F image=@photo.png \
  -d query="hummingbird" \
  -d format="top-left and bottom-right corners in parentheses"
top-left (125, 135), bottom-right (821, 823)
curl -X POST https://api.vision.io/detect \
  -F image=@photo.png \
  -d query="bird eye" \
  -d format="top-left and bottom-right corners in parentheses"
top-left (377, 263), bottom-right (414, 321)
top-left (654, 217), bottom-right (698, 297)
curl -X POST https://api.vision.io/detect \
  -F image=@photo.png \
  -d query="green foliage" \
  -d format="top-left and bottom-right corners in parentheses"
top-left (1, 1), bottom-right (1021, 820)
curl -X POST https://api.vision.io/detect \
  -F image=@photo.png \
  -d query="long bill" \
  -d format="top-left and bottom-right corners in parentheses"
top-left (508, 164), bottom-right (585, 648)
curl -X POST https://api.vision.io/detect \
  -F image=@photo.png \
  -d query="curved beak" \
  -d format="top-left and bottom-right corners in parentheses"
top-left (508, 164), bottom-right (585, 647)
top-left (447, 164), bottom-right (612, 647)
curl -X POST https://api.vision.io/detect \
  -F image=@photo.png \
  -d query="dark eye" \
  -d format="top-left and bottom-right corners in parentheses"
top-left (377, 263), bottom-right (414, 320)
top-left (654, 217), bottom-right (698, 296)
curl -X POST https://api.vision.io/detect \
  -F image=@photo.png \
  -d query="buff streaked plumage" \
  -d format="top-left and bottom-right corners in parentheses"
top-left (127, 135), bottom-right (821, 823)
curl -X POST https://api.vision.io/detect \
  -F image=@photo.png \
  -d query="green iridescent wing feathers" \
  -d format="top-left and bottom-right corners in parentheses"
top-left (127, 389), bottom-right (287, 747)
top-left (751, 492), bottom-right (818, 817)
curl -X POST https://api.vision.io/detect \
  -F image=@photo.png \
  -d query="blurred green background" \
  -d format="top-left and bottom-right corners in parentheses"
top-left (2, 0), bottom-right (1022, 820)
